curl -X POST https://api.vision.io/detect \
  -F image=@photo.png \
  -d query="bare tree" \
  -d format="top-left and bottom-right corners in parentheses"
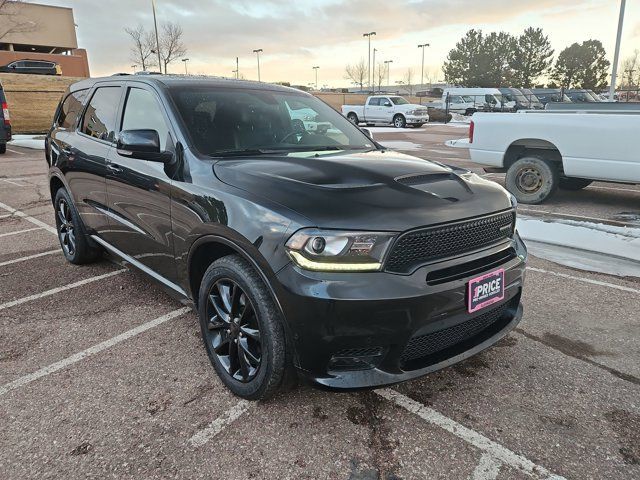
top-left (159, 22), bottom-right (187, 74)
top-left (345, 59), bottom-right (367, 91)
top-left (125, 25), bottom-right (157, 71)
top-left (621, 50), bottom-right (639, 88)
top-left (403, 68), bottom-right (415, 95)
top-left (0, 0), bottom-right (38, 41)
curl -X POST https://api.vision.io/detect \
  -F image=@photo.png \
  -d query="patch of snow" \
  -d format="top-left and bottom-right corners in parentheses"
top-left (378, 140), bottom-right (424, 151)
top-left (444, 138), bottom-right (470, 149)
top-left (517, 216), bottom-right (640, 277)
top-left (9, 135), bottom-right (45, 150)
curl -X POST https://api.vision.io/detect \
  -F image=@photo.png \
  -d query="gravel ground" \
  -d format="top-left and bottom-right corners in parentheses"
top-left (0, 142), bottom-right (639, 480)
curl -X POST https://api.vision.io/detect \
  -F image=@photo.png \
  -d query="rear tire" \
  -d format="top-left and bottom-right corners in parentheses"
top-left (0, 143), bottom-right (6, 154)
top-left (347, 113), bottom-right (359, 125)
top-left (505, 156), bottom-right (559, 204)
top-left (198, 255), bottom-right (288, 401)
top-left (393, 114), bottom-right (406, 128)
top-left (559, 178), bottom-right (593, 191)
top-left (54, 188), bottom-right (101, 264)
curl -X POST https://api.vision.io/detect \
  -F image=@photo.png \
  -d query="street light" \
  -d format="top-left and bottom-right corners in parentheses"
top-left (610, 0), bottom-right (626, 100)
top-left (363, 32), bottom-right (376, 91)
top-left (181, 58), bottom-right (189, 75)
top-left (151, 0), bottom-right (162, 73)
top-left (312, 66), bottom-right (320, 90)
top-left (373, 48), bottom-right (378, 91)
top-left (384, 60), bottom-right (393, 89)
top-left (253, 48), bottom-right (263, 81)
top-left (417, 43), bottom-right (430, 88)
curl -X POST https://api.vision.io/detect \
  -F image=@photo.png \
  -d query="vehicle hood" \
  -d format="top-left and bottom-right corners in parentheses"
top-left (396, 104), bottom-right (427, 112)
top-left (213, 150), bottom-right (512, 231)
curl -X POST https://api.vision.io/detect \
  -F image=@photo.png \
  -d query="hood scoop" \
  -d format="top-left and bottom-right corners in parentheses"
top-left (395, 172), bottom-right (473, 202)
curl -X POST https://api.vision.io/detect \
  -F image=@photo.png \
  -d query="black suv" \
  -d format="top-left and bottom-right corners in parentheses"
top-left (0, 81), bottom-right (11, 154)
top-left (46, 75), bottom-right (527, 400)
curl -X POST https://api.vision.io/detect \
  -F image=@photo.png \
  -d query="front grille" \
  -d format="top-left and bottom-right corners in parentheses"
top-left (400, 301), bottom-right (510, 366)
top-left (385, 211), bottom-right (514, 273)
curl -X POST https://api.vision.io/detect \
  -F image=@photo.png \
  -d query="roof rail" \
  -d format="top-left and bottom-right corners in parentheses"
top-left (111, 73), bottom-right (131, 76)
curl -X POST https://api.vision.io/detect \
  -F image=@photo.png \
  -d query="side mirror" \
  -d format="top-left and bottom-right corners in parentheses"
top-left (116, 129), bottom-right (172, 163)
top-left (360, 127), bottom-right (374, 140)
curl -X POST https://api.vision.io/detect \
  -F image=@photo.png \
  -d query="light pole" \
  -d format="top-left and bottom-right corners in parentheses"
top-left (151, 0), bottom-right (162, 73)
top-left (384, 60), bottom-right (393, 90)
top-left (373, 48), bottom-right (378, 91)
top-left (363, 32), bottom-right (376, 91)
top-left (418, 43), bottom-right (430, 89)
top-left (253, 48), bottom-right (263, 81)
top-left (610, 0), bottom-right (626, 100)
top-left (181, 58), bottom-right (189, 75)
top-left (234, 57), bottom-right (239, 79)
top-left (312, 66), bottom-right (319, 90)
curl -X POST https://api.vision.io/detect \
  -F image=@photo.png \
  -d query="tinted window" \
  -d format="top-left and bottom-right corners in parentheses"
top-left (170, 87), bottom-right (374, 156)
top-left (57, 89), bottom-right (89, 129)
top-left (368, 98), bottom-right (380, 106)
top-left (82, 87), bottom-right (121, 141)
top-left (389, 96), bottom-right (409, 105)
top-left (121, 88), bottom-right (170, 150)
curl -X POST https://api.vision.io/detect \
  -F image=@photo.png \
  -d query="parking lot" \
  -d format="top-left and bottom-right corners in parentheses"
top-left (1, 138), bottom-right (639, 479)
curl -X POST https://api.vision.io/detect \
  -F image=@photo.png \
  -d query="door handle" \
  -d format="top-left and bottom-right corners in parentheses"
top-left (107, 163), bottom-right (122, 173)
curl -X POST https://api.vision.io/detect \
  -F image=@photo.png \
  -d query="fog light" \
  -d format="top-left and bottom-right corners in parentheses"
top-left (328, 347), bottom-right (385, 371)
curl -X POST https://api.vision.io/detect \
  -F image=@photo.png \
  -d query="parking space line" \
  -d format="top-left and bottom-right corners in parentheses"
top-left (189, 400), bottom-right (253, 447)
top-left (0, 227), bottom-right (43, 238)
top-left (6, 149), bottom-right (25, 155)
top-left (376, 389), bottom-right (566, 480)
top-left (527, 267), bottom-right (639, 295)
top-left (0, 249), bottom-right (59, 267)
top-left (0, 201), bottom-right (57, 234)
top-left (0, 179), bottom-right (27, 187)
top-left (0, 307), bottom-right (191, 397)
top-left (0, 269), bottom-right (126, 312)
top-left (472, 453), bottom-right (502, 480)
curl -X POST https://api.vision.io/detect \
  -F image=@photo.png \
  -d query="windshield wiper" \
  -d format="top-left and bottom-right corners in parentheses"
top-left (208, 148), bottom-right (292, 158)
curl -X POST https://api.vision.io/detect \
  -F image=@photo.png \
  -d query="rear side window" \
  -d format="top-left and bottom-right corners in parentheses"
top-left (82, 87), bottom-right (122, 142)
top-left (121, 88), bottom-right (170, 150)
top-left (57, 89), bottom-right (89, 129)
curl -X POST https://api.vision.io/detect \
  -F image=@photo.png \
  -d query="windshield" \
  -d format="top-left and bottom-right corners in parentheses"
top-left (169, 87), bottom-right (375, 156)
top-left (389, 96), bottom-right (409, 105)
top-left (499, 89), bottom-right (528, 104)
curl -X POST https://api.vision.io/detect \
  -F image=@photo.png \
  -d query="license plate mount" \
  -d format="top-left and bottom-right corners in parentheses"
top-left (467, 269), bottom-right (505, 313)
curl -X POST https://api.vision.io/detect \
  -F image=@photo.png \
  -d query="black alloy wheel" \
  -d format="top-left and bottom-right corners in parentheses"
top-left (57, 198), bottom-right (76, 257)
top-left (204, 278), bottom-right (262, 383)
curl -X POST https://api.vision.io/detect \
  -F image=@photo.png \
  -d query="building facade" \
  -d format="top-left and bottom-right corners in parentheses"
top-left (0, 2), bottom-right (89, 77)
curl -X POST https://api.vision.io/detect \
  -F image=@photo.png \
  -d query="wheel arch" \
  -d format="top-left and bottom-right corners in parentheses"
top-left (503, 138), bottom-right (563, 170)
top-left (49, 174), bottom-right (66, 204)
top-left (186, 235), bottom-right (285, 317)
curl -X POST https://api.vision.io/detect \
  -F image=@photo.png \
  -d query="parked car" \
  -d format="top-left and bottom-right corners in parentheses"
top-left (467, 110), bottom-right (640, 203)
top-left (47, 75), bottom-right (526, 400)
top-left (443, 94), bottom-right (479, 115)
top-left (443, 87), bottom-right (517, 112)
top-left (341, 95), bottom-right (430, 128)
top-left (0, 59), bottom-right (61, 75)
top-left (287, 102), bottom-right (331, 134)
top-left (517, 89), bottom-right (544, 109)
top-left (498, 88), bottom-right (531, 110)
top-left (0, 81), bottom-right (11, 154)
top-left (530, 89), bottom-right (571, 105)
top-left (564, 89), bottom-right (600, 103)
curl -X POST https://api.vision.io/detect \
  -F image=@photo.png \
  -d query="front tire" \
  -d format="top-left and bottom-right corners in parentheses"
top-left (559, 178), bottom-right (593, 191)
top-left (54, 188), bottom-right (101, 264)
top-left (393, 114), bottom-right (406, 128)
top-left (198, 255), bottom-right (287, 401)
top-left (505, 156), bottom-right (559, 204)
top-left (0, 143), bottom-right (6, 154)
top-left (347, 112), bottom-right (359, 125)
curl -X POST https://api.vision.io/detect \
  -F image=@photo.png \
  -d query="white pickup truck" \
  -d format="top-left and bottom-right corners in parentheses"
top-left (467, 110), bottom-right (640, 203)
top-left (341, 95), bottom-right (429, 128)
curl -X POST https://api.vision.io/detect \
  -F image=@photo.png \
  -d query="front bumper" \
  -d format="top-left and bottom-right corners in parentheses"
top-left (275, 234), bottom-right (527, 390)
top-left (405, 115), bottom-right (429, 123)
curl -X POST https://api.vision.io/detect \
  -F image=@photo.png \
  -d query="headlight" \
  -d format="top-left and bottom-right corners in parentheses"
top-left (285, 228), bottom-right (396, 272)
top-left (405, 110), bottom-right (416, 115)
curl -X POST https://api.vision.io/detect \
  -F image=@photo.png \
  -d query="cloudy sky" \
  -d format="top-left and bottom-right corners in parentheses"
top-left (34, 0), bottom-right (640, 86)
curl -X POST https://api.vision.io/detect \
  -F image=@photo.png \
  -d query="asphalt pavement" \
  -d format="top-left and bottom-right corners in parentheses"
top-left (0, 142), bottom-right (639, 480)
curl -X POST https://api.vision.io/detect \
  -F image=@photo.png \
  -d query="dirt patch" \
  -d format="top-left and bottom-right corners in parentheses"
top-left (605, 409), bottom-right (640, 465)
top-left (69, 441), bottom-right (93, 456)
top-left (494, 336), bottom-right (518, 348)
top-left (540, 333), bottom-right (611, 358)
top-left (346, 392), bottom-right (401, 480)
top-left (452, 355), bottom-right (490, 377)
top-left (312, 405), bottom-right (328, 421)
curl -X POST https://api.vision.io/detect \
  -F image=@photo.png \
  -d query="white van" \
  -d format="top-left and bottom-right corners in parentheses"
top-left (442, 88), bottom-right (515, 112)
